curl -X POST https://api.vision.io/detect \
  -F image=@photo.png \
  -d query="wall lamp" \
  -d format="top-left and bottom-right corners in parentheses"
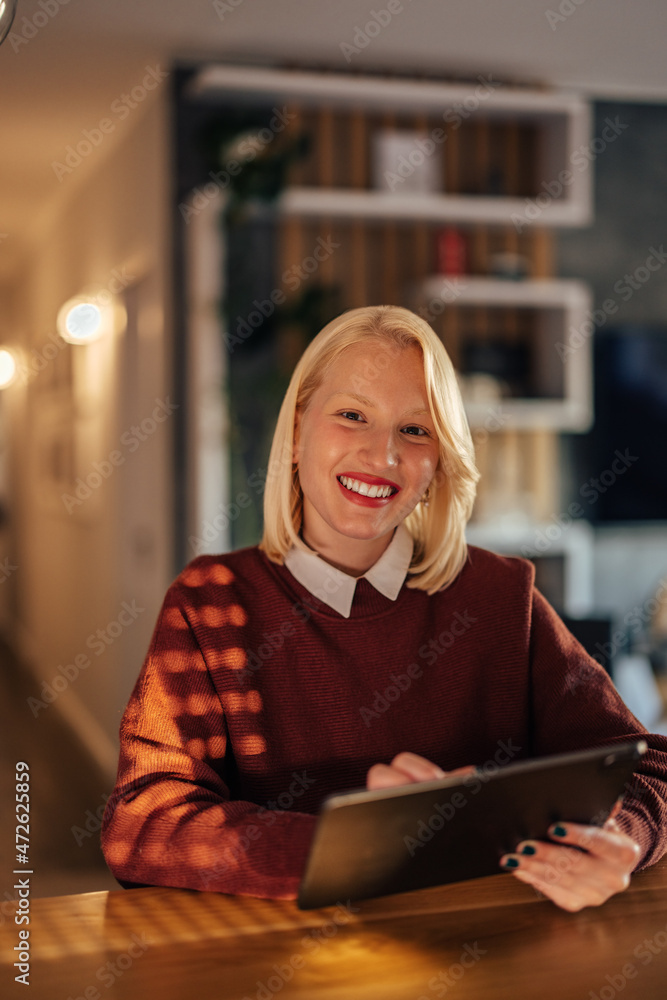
top-left (0, 0), bottom-right (18, 48)
top-left (0, 348), bottom-right (17, 389)
top-left (56, 291), bottom-right (126, 345)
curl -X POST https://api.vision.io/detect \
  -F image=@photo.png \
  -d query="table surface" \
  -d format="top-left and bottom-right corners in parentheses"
top-left (2, 858), bottom-right (667, 1000)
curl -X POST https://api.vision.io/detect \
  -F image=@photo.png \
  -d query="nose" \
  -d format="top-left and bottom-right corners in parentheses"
top-left (359, 425), bottom-right (399, 472)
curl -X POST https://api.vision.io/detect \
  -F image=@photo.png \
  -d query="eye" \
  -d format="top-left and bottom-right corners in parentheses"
top-left (402, 425), bottom-right (430, 437)
top-left (339, 411), bottom-right (364, 422)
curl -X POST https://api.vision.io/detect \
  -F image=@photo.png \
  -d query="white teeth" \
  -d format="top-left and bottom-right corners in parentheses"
top-left (338, 476), bottom-right (395, 498)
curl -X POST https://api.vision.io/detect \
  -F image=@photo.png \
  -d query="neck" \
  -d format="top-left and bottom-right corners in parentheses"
top-left (302, 529), bottom-right (395, 577)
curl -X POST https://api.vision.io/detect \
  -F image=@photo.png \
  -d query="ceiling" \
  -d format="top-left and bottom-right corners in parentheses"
top-left (1, 0), bottom-right (667, 283)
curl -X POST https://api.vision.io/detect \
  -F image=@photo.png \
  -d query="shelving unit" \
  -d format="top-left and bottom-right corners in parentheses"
top-left (185, 63), bottom-right (596, 608)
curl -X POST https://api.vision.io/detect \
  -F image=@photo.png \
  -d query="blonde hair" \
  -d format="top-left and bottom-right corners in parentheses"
top-left (259, 305), bottom-right (479, 593)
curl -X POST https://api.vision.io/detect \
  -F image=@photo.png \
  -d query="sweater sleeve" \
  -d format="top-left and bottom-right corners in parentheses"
top-left (101, 585), bottom-right (317, 899)
top-left (529, 586), bottom-right (667, 871)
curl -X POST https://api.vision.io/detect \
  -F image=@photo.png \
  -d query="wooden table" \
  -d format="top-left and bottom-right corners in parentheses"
top-left (2, 859), bottom-right (667, 999)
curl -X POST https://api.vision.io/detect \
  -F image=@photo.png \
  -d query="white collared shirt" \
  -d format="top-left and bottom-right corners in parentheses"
top-left (283, 522), bottom-right (415, 618)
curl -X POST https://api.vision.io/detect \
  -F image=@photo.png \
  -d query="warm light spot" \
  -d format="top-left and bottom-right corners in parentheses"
top-left (226, 691), bottom-right (263, 713)
top-left (186, 842), bottom-right (218, 865)
top-left (227, 604), bottom-right (247, 625)
top-left (205, 735), bottom-right (226, 758)
top-left (182, 566), bottom-right (211, 587)
top-left (220, 647), bottom-right (247, 669)
top-left (163, 607), bottom-right (187, 628)
top-left (236, 735), bottom-right (267, 756)
top-left (161, 653), bottom-right (194, 673)
top-left (186, 738), bottom-right (206, 757)
top-left (200, 603), bottom-right (247, 627)
top-left (247, 690), bottom-right (262, 712)
top-left (183, 563), bottom-right (235, 587)
top-left (106, 840), bottom-right (133, 866)
top-left (187, 693), bottom-right (210, 716)
top-left (209, 564), bottom-right (235, 585)
top-left (200, 606), bottom-right (221, 627)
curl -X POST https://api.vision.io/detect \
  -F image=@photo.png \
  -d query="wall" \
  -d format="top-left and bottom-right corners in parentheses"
top-left (557, 100), bottom-right (667, 627)
top-left (1, 87), bottom-right (173, 779)
top-left (558, 101), bottom-right (667, 322)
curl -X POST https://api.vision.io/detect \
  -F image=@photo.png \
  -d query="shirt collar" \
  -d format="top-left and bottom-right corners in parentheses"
top-left (283, 522), bottom-right (414, 618)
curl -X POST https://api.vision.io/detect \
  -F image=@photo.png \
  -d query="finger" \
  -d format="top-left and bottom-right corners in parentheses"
top-left (501, 837), bottom-right (633, 904)
top-left (366, 763), bottom-right (410, 789)
top-left (509, 867), bottom-right (601, 912)
top-left (500, 851), bottom-right (629, 911)
top-left (366, 755), bottom-right (476, 790)
top-left (447, 765), bottom-right (479, 779)
top-left (389, 752), bottom-right (446, 782)
top-left (547, 821), bottom-right (641, 868)
top-left (390, 753), bottom-right (478, 783)
top-left (513, 853), bottom-right (631, 910)
top-left (515, 833), bottom-right (636, 886)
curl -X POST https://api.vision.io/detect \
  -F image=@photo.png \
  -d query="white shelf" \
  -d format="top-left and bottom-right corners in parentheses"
top-left (190, 64), bottom-right (585, 117)
top-left (417, 277), bottom-right (593, 432)
top-left (421, 276), bottom-right (589, 308)
top-left (190, 64), bottom-right (592, 228)
top-left (276, 188), bottom-right (588, 227)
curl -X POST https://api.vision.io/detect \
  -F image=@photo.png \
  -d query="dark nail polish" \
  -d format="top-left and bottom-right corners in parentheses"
top-left (503, 857), bottom-right (520, 869)
top-left (552, 824), bottom-right (567, 837)
top-left (520, 844), bottom-right (537, 856)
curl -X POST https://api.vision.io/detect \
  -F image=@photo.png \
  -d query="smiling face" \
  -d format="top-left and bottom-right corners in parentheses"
top-left (293, 340), bottom-right (440, 575)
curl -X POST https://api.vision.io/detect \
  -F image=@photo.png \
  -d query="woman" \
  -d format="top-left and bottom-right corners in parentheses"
top-left (102, 305), bottom-right (667, 911)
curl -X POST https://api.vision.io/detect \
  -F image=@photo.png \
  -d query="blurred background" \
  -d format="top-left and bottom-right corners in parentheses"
top-left (0, 0), bottom-right (666, 902)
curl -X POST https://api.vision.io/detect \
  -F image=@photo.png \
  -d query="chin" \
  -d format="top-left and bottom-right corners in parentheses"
top-left (334, 519), bottom-right (394, 541)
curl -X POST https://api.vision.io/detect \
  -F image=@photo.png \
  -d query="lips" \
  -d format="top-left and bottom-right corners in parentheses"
top-left (336, 473), bottom-right (400, 500)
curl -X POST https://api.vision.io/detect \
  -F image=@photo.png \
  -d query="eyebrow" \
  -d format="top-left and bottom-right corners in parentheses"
top-left (326, 391), bottom-right (432, 418)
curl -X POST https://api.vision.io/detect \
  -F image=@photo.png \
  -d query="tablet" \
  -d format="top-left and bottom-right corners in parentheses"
top-left (297, 739), bottom-right (647, 909)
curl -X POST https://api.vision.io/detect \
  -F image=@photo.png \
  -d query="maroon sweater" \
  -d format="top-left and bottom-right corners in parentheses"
top-left (101, 545), bottom-right (667, 898)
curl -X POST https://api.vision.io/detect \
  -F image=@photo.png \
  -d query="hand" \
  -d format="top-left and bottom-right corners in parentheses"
top-left (499, 800), bottom-right (642, 911)
top-left (366, 751), bottom-right (476, 790)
